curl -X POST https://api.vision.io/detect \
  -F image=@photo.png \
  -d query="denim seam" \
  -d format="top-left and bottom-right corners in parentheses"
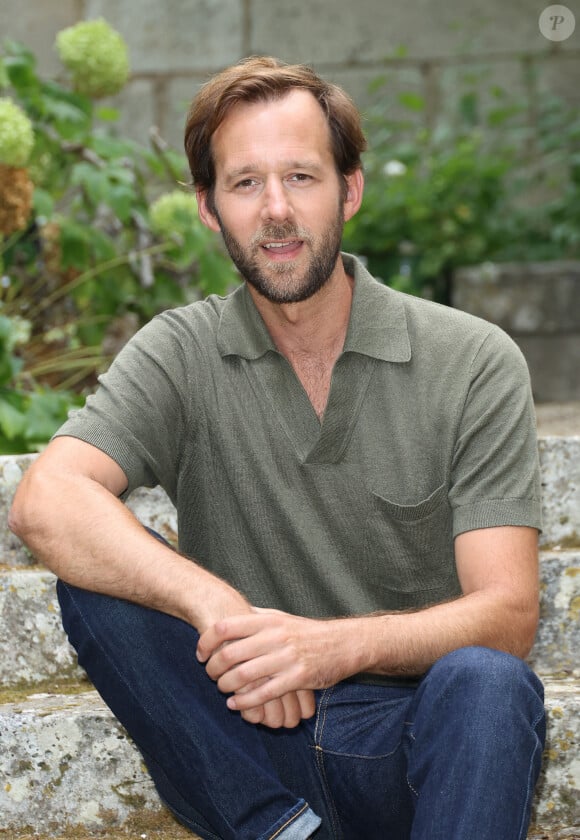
top-left (405, 729), bottom-right (419, 798)
top-left (516, 706), bottom-right (546, 840)
top-left (311, 688), bottom-right (343, 839)
top-left (268, 801), bottom-right (308, 840)
top-left (314, 744), bottom-right (402, 760)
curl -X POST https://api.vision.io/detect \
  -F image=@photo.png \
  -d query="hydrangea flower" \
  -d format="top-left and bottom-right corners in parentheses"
top-left (0, 164), bottom-right (34, 235)
top-left (0, 98), bottom-right (34, 167)
top-left (56, 18), bottom-right (130, 98)
top-left (149, 191), bottom-right (200, 239)
top-left (383, 160), bottom-right (407, 177)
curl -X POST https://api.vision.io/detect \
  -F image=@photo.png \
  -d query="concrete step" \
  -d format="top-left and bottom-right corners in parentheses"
top-left (0, 812), bottom-right (198, 840)
top-left (0, 439), bottom-right (578, 836)
top-left (0, 679), bottom-right (577, 835)
top-left (1, 439), bottom-right (580, 567)
top-left (1, 549), bottom-right (577, 689)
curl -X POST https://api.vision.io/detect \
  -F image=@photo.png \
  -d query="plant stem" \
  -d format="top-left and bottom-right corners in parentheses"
top-left (27, 241), bottom-right (174, 318)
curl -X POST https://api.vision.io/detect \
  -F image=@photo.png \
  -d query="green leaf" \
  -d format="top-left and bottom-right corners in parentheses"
top-left (0, 57), bottom-right (10, 89)
top-left (397, 92), bottom-right (425, 112)
top-left (24, 390), bottom-right (72, 442)
top-left (33, 187), bottom-right (55, 218)
top-left (0, 397), bottom-right (27, 439)
top-left (96, 106), bottom-right (120, 122)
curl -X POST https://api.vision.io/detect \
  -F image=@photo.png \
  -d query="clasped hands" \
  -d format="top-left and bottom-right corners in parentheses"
top-left (196, 607), bottom-right (355, 730)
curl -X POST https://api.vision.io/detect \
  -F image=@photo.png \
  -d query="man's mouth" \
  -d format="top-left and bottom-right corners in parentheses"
top-left (261, 240), bottom-right (303, 256)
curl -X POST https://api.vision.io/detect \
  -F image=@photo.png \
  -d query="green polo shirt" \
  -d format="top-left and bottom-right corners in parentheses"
top-left (55, 253), bottom-right (541, 617)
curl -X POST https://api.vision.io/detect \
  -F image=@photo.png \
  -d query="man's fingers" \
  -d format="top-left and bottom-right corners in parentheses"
top-left (197, 614), bottom-right (269, 663)
top-left (296, 689), bottom-right (316, 719)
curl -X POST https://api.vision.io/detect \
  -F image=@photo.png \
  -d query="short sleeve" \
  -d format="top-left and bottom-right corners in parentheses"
top-left (449, 326), bottom-right (542, 537)
top-left (54, 312), bottom-right (193, 499)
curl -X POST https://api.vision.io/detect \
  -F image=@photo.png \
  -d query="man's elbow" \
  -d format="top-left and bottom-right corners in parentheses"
top-left (8, 469), bottom-right (51, 547)
top-left (510, 600), bottom-right (540, 660)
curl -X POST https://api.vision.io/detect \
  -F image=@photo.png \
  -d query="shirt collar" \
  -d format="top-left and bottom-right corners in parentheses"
top-left (217, 252), bottom-right (411, 363)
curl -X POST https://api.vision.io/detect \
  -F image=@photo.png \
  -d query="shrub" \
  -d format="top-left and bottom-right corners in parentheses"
top-left (0, 28), bottom-right (238, 453)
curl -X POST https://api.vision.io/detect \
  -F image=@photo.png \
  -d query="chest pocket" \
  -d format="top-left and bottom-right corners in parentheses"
top-left (363, 483), bottom-right (460, 610)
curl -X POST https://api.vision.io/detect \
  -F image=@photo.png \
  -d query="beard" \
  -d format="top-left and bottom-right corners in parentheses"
top-left (215, 205), bottom-right (345, 305)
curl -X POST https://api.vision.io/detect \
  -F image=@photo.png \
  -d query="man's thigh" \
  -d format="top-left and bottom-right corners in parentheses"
top-left (281, 682), bottom-right (416, 840)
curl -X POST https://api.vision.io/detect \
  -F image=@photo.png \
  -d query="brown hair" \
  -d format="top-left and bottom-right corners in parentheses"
top-left (184, 56), bottom-right (366, 195)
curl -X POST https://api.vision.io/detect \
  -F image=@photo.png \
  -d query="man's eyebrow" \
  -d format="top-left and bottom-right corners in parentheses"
top-left (223, 160), bottom-right (324, 183)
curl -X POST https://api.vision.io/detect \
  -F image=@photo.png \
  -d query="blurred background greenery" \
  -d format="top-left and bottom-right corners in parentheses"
top-left (1, 20), bottom-right (579, 452)
top-left (0, 22), bottom-right (238, 452)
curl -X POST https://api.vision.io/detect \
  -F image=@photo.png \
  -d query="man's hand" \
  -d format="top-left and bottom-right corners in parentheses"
top-left (197, 609), bottom-right (358, 714)
top-left (197, 594), bottom-right (317, 728)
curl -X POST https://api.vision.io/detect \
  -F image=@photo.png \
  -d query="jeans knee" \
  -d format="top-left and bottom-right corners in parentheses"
top-left (422, 647), bottom-right (545, 731)
top-left (430, 646), bottom-right (540, 692)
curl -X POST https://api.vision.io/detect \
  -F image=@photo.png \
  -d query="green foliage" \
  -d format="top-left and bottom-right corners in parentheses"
top-left (0, 311), bottom-right (80, 453)
top-left (56, 18), bottom-right (130, 98)
top-left (0, 31), bottom-right (238, 454)
top-left (0, 97), bottom-right (34, 165)
top-left (343, 67), bottom-right (580, 300)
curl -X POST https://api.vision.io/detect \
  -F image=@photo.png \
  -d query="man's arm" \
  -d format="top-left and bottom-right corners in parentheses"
top-left (9, 436), bottom-right (315, 727)
top-left (198, 525), bottom-right (540, 711)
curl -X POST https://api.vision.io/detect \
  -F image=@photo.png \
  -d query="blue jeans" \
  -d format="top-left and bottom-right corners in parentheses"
top-left (57, 581), bottom-right (545, 840)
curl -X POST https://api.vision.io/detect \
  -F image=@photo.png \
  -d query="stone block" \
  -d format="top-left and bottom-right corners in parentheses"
top-left (533, 53), bottom-right (580, 109)
top-left (161, 76), bottom-right (207, 153)
top-left (0, 457), bottom-right (35, 568)
top-left (83, 0), bottom-right (244, 73)
top-left (328, 65), bottom-right (426, 123)
top-left (453, 261), bottom-right (580, 335)
top-left (102, 77), bottom-right (158, 145)
top-left (533, 678), bottom-right (580, 829)
top-left (434, 58), bottom-right (530, 131)
top-left (0, 691), bottom-right (160, 832)
top-left (0, 549), bottom-right (571, 689)
top-left (516, 335), bottom-right (580, 403)
top-left (125, 485), bottom-right (178, 547)
top-left (0, 1), bottom-right (79, 76)
top-left (453, 261), bottom-right (580, 403)
top-left (539, 437), bottom-right (580, 550)
top-left (249, 0), bottom-right (551, 64)
top-left (0, 680), bottom-right (576, 832)
top-left (0, 569), bottom-right (81, 687)
top-left (1, 437), bottom-right (579, 568)
top-left (530, 551), bottom-right (580, 677)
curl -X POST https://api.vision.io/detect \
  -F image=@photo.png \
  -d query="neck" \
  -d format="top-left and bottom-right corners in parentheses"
top-left (247, 263), bottom-right (354, 359)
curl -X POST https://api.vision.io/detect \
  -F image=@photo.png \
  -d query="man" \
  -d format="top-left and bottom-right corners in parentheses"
top-left (10, 56), bottom-right (545, 840)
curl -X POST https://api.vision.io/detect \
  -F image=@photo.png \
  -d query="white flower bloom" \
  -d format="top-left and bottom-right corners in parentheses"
top-left (383, 160), bottom-right (407, 177)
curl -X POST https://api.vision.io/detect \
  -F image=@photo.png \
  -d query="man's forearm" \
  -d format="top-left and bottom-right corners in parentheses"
top-left (10, 462), bottom-right (316, 729)
top-left (200, 584), bottom-right (538, 712)
top-left (354, 587), bottom-right (537, 678)
top-left (9, 466), bottom-right (249, 631)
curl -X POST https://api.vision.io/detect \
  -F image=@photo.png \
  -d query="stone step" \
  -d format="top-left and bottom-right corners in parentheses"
top-left (1, 549), bottom-right (577, 689)
top-left (0, 678), bottom-right (577, 835)
top-left (0, 440), bottom-right (578, 836)
top-left (1, 440), bottom-right (579, 568)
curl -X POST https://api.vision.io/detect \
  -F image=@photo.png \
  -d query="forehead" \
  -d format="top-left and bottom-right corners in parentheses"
top-left (211, 89), bottom-right (334, 173)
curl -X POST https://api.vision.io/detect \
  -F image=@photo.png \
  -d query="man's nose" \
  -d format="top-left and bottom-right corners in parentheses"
top-left (260, 177), bottom-right (293, 223)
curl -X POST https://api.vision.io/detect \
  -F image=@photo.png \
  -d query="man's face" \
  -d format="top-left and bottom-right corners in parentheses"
top-left (198, 89), bottom-right (361, 304)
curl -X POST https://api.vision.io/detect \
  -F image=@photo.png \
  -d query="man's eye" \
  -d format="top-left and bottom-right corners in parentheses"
top-left (236, 179), bottom-right (258, 189)
top-left (289, 173), bottom-right (311, 182)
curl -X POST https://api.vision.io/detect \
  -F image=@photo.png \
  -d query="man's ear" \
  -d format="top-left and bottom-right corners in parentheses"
top-left (196, 189), bottom-right (221, 232)
top-left (342, 168), bottom-right (364, 224)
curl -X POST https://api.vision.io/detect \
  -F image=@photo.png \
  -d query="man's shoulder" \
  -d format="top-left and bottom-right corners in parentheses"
top-left (155, 289), bottom-right (234, 331)
top-left (390, 285), bottom-right (516, 357)
top-left (136, 288), bottom-right (239, 355)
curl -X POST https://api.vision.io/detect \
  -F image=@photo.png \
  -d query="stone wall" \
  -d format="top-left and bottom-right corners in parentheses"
top-left (1, 0), bottom-right (579, 150)
top-left (453, 261), bottom-right (580, 403)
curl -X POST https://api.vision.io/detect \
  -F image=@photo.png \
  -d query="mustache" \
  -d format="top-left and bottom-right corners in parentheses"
top-left (251, 224), bottom-right (311, 246)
